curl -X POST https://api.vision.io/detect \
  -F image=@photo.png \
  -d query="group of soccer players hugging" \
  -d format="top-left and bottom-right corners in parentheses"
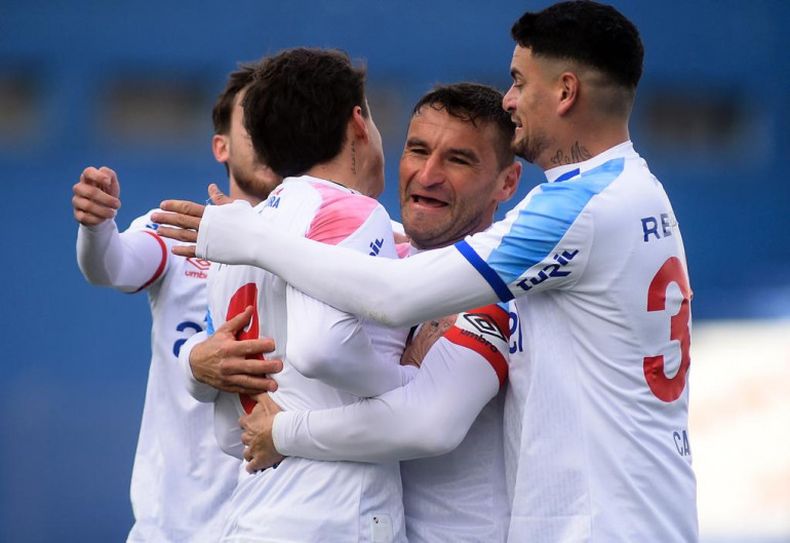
top-left (72, 2), bottom-right (698, 542)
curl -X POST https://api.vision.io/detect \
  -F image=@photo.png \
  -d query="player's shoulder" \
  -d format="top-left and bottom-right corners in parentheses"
top-left (454, 303), bottom-right (511, 342)
top-left (300, 177), bottom-right (390, 245)
top-left (443, 303), bottom-right (511, 386)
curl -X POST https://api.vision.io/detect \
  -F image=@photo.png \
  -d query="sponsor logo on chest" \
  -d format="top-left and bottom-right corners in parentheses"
top-left (184, 257), bottom-right (211, 279)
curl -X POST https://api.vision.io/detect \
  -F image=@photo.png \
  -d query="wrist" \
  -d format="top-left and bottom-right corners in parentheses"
top-left (79, 218), bottom-right (116, 234)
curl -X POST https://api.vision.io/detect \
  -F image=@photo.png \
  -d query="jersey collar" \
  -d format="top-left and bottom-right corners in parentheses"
top-left (544, 140), bottom-right (636, 183)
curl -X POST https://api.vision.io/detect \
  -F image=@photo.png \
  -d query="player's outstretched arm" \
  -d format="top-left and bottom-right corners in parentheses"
top-left (240, 306), bottom-right (509, 470)
top-left (75, 166), bottom-right (169, 292)
top-left (156, 198), bottom-right (500, 327)
top-left (250, 338), bottom-right (501, 467)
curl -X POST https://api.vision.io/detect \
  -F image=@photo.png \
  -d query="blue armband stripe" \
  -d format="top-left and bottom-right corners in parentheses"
top-left (455, 240), bottom-right (515, 302)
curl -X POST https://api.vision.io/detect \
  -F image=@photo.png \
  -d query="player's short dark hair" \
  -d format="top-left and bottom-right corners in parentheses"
top-left (511, 1), bottom-right (643, 90)
top-left (212, 63), bottom-right (257, 135)
top-left (243, 48), bottom-right (369, 178)
top-left (412, 83), bottom-right (515, 169)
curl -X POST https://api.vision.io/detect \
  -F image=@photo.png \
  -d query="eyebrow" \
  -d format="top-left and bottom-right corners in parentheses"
top-left (448, 148), bottom-right (480, 164)
top-left (405, 136), bottom-right (480, 164)
top-left (405, 137), bottom-right (428, 148)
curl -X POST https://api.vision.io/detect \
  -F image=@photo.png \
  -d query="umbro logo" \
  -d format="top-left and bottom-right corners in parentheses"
top-left (185, 257), bottom-right (210, 279)
top-left (462, 313), bottom-right (507, 342)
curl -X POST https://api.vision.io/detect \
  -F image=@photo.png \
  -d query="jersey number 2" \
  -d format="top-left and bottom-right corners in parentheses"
top-left (643, 257), bottom-right (691, 403)
top-left (227, 283), bottom-right (262, 414)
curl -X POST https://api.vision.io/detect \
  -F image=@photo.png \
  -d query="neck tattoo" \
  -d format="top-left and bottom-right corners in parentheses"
top-left (550, 141), bottom-right (592, 166)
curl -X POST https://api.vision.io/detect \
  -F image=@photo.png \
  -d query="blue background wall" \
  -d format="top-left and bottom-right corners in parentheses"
top-left (0, 1), bottom-right (787, 540)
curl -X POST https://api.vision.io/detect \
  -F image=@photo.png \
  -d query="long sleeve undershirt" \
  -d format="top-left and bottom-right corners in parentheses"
top-left (272, 335), bottom-right (501, 462)
top-left (196, 201), bottom-right (497, 327)
top-left (77, 219), bottom-right (165, 292)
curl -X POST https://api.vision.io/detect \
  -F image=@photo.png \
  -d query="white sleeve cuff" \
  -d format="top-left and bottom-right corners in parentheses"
top-left (271, 410), bottom-right (301, 457)
top-left (196, 200), bottom-right (256, 262)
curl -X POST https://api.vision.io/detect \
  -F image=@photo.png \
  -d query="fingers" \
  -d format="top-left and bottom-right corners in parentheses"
top-left (73, 166), bottom-right (123, 226)
top-left (210, 337), bottom-right (276, 361)
top-left (156, 225), bottom-right (198, 243)
top-left (221, 306), bottom-right (254, 334)
top-left (171, 244), bottom-right (197, 258)
top-left (73, 178), bottom-right (122, 210)
top-left (152, 211), bottom-right (202, 232)
top-left (234, 338), bottom-right (277, 358)
top-left (209, 326), bottom-right (278, 367)
top-left (246, 451), bottom-right (282, 473)
top-left (81, 166), bottom-right (112, 191)
top-left (221, 377), bottom-right (278, 394)
top-left (254, 392), bottom-right (283, 411)
top-left (438, 314), bottom-right (457, 334)
top-left (72, 192), bottom-right (119, 218)
top-left (72, 200), bottom-right (114, 225)
top-left (220, 357), bottom-right (283, 377)
top-left (159, 199), bottom-right (206, 218)
top-left (97, 166), bottom-right (120, 198)
top-left (208, 183), bottom-right (232, 205)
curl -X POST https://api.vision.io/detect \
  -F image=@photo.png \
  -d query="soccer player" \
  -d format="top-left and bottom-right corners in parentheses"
top-left (238, 82), bottom-right (521, 542)
top-left (72, 62), bottom-right (281, 542)
top-left (166, 48), bottom-right (414, 542)
top-left (156, 2), bottom-right (698, 542)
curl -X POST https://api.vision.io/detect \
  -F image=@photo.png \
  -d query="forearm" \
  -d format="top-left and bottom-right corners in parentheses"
top-left (272, 339), bottom-right (499, 462)
top-left (198, 203), bottom-right (498, 326)
top-left (77, 221), bottom-right (165, 292)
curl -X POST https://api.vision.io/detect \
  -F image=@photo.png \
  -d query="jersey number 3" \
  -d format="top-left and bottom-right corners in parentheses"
top-left (643, 257), bottom-right (691, 403)
top-left (227, 283), bottom-right (262, 414)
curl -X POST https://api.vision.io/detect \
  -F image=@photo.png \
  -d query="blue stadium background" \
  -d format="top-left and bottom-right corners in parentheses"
top-left (0, 1), bottom-right (787, 541)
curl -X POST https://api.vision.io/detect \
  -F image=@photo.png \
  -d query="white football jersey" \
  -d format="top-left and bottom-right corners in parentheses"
top-left (79, 210), bottom-right (241, 543)
top-left (207, 176), bottom-right (408, 543)
top-left (401, 300), bottom-right (512, 543)
top-left (457, 142), bottom-right (697, 542)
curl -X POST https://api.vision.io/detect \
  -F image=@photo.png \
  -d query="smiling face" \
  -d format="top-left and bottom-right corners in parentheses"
top-left (399, 105), bottom-right (514, 249)
top-left (502, 45), bottom-right (557, 167)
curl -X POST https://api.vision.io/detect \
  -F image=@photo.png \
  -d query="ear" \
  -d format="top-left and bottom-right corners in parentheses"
top-left (495, 161), bottom-right (522, 203)
top-left (557, 72), bottom-right (580, 116)
top-left (212, 134), bottom-right (229, 164)
top-left (349, 105), bottom-right (369, 142)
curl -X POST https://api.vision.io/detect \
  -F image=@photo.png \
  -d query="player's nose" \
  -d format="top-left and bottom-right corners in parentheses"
top-left (414, 155), bottom-right (445, 188)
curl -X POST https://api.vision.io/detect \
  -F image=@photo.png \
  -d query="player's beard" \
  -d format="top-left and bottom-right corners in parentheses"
top-left (231, 162), bottom-right (270, 199)
top-left (512, 130), bottom-right (550, 165)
